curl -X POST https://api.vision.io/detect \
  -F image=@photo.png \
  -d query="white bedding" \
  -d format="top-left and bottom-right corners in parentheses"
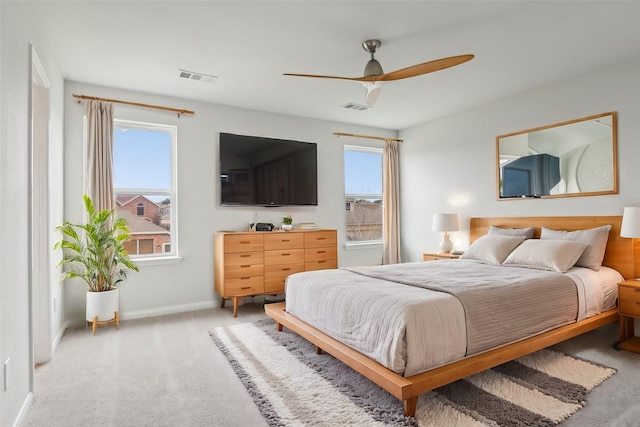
top-left (284, 259), bottom-right (620, 377)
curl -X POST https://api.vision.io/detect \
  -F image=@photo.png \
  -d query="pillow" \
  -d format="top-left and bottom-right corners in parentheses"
top-left (460, 234), bottom-right (526, 265)
top-left (488, 225), bottom-right (535, 239)
top-left (502, 239), bottom-right (587, 273)
top-left (540, 225), bottom-right (611, 271)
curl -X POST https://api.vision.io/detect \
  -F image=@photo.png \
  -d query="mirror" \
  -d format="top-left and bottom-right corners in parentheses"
top-left (496, 112), bottom-right (617, 199)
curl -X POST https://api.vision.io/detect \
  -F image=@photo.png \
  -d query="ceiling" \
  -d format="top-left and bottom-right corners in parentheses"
top-left (28, 1), bottom-right (640, 130)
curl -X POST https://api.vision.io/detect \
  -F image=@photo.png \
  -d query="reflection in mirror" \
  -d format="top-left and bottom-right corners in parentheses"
top-left (497, 112), bottom-right (617, 199)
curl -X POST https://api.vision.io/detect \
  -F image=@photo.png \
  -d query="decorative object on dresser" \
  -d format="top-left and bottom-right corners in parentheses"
top-left (423, 252), bottom-right (460, 261)
top-left (432, 213), bottom-right (459, 253)
top-left (618, 280), bottom-right (640, 353)
top-left (53, 195), bottom-right (139, 335)
top-left (214, 229), bottom-right (337, 316)
top-left (282, 215), bottom-right (293, 231)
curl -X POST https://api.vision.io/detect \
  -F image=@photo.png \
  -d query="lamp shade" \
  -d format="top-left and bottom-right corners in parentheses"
top-left (621, 207), bottom-right (640, 238)
top-left (432, 214), bottom-right (459, 232)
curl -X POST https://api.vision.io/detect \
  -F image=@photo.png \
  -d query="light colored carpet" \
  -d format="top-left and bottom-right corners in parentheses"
top-left (22, 302), bottom-right (640, 426)
top-left (212, 320), bottom-right (616, 426)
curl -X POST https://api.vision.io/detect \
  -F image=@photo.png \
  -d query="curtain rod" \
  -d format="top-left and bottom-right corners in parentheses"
top-left (333, 132), bottom-right (403, 143)
top-left (73, 94), bottom-right (195, 117)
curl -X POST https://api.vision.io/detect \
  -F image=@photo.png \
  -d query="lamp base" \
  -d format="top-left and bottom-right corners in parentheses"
top-left (438, 232), bottom-right (453, 253)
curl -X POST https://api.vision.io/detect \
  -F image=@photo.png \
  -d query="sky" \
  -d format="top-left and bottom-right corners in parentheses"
top-left (344, 150), bottom-right (382, 196)
top-left (113, 126), bottom-right (171, 190)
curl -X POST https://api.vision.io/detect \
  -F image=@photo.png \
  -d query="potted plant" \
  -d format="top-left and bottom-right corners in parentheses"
top-left (282, 215), bottom-right (293, 231)
top-left (54, 195), bottom-right (138, 332)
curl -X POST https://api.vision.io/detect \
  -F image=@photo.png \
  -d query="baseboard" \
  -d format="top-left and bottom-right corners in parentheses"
top-left (63, 300), bottom-right (220, 328)
top-left (11, 391), bottom-right (33, 427)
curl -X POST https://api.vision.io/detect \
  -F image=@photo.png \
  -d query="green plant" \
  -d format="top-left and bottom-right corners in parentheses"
top-left (53, 195), bottom-right (139, 292)
top-left (282, 215), bottom-right (293, 225)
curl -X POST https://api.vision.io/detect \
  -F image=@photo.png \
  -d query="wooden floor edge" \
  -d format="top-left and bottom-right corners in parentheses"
top-left (265, 302), bottom-right (618, 416)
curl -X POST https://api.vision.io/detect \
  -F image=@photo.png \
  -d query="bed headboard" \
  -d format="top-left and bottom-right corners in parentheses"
top-left (470, 216), bottom-right (638, 280)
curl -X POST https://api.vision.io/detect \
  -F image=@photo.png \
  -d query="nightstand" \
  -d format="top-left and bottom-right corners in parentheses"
top-left (618, 280), bottom-right (640, 353)
top-left (423, 252), bottom-right (460, 262)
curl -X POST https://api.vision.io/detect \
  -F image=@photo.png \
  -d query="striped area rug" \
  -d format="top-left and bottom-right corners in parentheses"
top-left (211, 319), bottom-right (615, 426)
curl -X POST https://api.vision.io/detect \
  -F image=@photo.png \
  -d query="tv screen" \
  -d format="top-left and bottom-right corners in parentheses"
top-left (219, 132), bottom-right (318, 206)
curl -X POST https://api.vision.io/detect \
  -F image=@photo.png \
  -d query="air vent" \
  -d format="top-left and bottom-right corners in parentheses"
top-left (178, 69), bottom-right (217, 83)
top-left (341, 103), bottom-right (370, 111)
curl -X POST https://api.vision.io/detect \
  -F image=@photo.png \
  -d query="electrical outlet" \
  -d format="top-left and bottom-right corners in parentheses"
top-left (4, 358), bottom-right (10, 391)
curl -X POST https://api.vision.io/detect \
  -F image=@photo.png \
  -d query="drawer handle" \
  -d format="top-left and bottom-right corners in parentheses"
top-left (240, 241), bottom-right (251, 244)
top-left (317, 250), bottom-right (326, 254)
top-left (282, 268), bottom-right (291, 271)
top-left (240, 254), bottom-right (251, 258)
top-left (317, 237), bottom-right (326, 240)
top-left (282, 239), bottom-right (290, 243)
top-left (282, 253), bottom-right (291, 256)
top-left (241, 286), bottom-right (251, 290)
top-left (318, 260), bottom-right (326, 264)
top-left (240, 277), bottom-right (250, 280)
top-left (240, 265), bottom-right (250, 268)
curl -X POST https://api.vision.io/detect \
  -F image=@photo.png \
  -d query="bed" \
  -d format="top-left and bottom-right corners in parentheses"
top-left (265, 216), bottom-right (638, 416)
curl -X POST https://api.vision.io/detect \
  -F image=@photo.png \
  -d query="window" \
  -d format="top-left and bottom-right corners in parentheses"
top-left (113, 120), bottom-right (177, 259)
top-left (344, 145), bottom-right (383, 244)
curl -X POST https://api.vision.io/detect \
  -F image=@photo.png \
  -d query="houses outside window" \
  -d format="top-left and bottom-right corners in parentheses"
top-left (113, 120), bottom-right (177, 258)
top-left (344, 145), bottom-right (383, 244)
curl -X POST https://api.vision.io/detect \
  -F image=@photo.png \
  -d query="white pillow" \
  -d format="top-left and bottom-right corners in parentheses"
top-left (488, 225), bottom-right (535, 239)
top-left (460, 234), bottom-right (526, 265)
top-left (540, 225), bottom-right (611, 271)
top-left (502, 239), bottom-right (587, 273)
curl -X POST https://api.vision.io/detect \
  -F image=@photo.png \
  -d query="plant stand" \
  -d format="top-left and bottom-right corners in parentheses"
top-left (87, 311), bottom-right (120, 335)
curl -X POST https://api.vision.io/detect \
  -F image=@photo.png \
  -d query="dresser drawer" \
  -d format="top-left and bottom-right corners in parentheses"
top-left (224, 234), bottom-right (263, 253)
top-left (224, 251), bottom-right (264, 267)
top-left (619, 285), bottom-right (640, 317)
top-left (224, 276), bottom-right (264, 296)
top-left (305, 247), bottom-right (337, 262)
top-left (304, 230), bottom-right (337, 248)
top-left (305, 259), bottom-right (337, 271)
top-left (264, 233), bottom-right (304, 250)
top-left (224, 263), bottom-right (264, 279)
top-left (264, 248), bottom-right (304, 265)
top-left (265, 264), bottom-right (305, 293)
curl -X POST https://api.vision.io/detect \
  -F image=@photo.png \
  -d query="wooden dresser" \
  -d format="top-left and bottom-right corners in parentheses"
top-left (214, 229), bottom-right (337, 316)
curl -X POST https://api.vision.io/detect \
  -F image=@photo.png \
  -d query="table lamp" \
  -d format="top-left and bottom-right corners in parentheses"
top-left (621, 207), bottom-right (640, 280)
top-left (432, 213), bottom-right (459, 253)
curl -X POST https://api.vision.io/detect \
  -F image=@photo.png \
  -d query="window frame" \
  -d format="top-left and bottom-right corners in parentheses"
top-left (112, 119), bottom-right (180, 263)
top-left (344, 144), bottom-right (384, 248)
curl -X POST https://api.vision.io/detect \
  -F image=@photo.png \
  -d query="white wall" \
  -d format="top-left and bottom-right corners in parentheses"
top-left (1, 2), bottom-right (65, 426)
top-left (63, 81), bottom-right (394, 323)
top-left (399, 59), bottom-right (640, 262)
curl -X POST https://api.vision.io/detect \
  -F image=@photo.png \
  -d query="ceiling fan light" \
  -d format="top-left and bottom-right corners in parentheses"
top-left (364, 59), bottom-right (383, 78)
top-left (364, 84), bottom-right (381, 106)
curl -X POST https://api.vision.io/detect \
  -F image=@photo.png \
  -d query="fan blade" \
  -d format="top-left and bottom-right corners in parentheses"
top-left (283, 73), bottom-right (361, 81)
top-left (377, 54), bottom-right (474, 82)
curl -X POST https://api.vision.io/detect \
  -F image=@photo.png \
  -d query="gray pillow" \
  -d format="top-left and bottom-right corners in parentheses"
top-left (488, 225), bottom-right (535, 239)
top-left (540, 225), bottom-right (611, 271)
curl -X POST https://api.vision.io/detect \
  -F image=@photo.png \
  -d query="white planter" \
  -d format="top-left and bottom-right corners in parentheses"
top-left (282, 224), bottom-right (293, 231)
top-left (86, 289), bottom-right (119, 322)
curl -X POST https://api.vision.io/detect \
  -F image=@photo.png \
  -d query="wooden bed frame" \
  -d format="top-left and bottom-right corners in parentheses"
top-left (265, 216), bottom-right (638, 417)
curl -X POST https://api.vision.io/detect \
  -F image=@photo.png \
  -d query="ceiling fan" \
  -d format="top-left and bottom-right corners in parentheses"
top-left (284, 39), bottom-right (474, 106)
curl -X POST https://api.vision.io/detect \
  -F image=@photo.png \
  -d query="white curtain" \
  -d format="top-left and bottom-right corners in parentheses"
top-left (383, 140), bottom-right (401, 264)
top-left (85, 100), bottom-right (115, 211)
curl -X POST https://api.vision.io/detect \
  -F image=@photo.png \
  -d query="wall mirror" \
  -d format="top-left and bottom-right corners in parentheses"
top-left (496, 112), bottom-right (618, 199)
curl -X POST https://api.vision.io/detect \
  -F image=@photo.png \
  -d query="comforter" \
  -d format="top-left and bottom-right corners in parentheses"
top-left (285, 259), bottom-right (581, 377)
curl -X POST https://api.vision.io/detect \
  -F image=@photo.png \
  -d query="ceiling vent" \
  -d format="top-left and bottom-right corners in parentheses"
top-left (179, 69), bottom-right (217, 83)
top-left (341, 103), bottom-right (370, 111)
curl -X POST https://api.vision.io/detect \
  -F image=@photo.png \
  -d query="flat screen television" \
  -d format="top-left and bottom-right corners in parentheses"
top-left (219, 132), bottom-right (318, 206)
